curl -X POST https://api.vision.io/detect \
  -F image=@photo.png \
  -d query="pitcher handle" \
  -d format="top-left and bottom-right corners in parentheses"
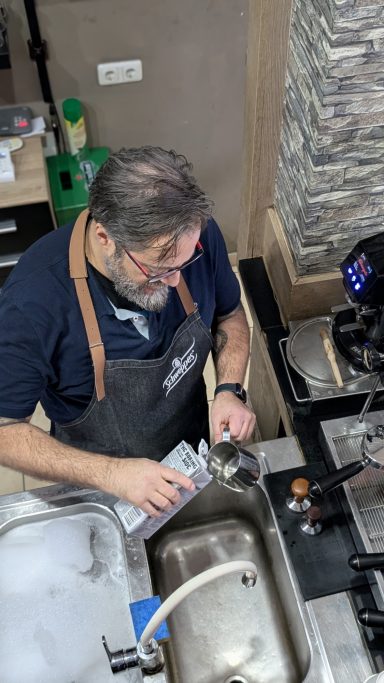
top-left (222, 426), bottom-right (231, 442)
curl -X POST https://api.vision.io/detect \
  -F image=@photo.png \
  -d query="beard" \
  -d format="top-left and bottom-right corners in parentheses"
top-left (104, 248), bottom-right (170, 312)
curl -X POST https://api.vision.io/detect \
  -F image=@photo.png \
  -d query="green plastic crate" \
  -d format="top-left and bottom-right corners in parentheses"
top-left (46, 147), bottom-right (109, 225)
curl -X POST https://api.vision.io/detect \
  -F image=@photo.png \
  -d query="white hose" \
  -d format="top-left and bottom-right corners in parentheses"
top-left (139, 560), bottom-right (257, 648)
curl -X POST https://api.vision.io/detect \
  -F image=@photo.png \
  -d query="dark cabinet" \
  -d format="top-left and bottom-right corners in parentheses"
top-left (0, 137), bottom-right (55, 287)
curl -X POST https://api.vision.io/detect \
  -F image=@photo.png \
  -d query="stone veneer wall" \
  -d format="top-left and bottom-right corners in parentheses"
top-left (275, 0), bottom-right (384, 275)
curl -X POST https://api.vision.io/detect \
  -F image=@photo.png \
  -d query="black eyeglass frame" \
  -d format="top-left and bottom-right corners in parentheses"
top-left (124, 241), bottom-right (204, 283)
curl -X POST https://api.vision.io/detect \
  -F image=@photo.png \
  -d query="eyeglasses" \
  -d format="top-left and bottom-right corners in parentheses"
top-left (124, 241), bottom-right (204, 283)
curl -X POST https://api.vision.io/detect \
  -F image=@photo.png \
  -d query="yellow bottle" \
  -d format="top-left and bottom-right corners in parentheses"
top-left (62, 98), bottom-right (88, 158)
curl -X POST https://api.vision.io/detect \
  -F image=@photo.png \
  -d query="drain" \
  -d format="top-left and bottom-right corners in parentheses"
top-left (224, 677), bottom-right (249, 683)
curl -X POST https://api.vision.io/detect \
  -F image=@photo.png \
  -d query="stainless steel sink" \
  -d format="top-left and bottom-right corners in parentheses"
top-left (0, 437), bottom-right (375, 683)
top-left (147, 487), bottom-right (306, 683)
top-left (0, 489), bottom-right (151, 683)
top-left (146, 437), bottom-right (374, 683)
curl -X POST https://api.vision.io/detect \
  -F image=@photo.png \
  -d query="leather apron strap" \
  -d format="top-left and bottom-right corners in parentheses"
top-left (69, 209), bottom-right (106, 401)
top-left (176, 270), bottom-right (196, 316)
top-left (68, 209), bottom-right (196, 402)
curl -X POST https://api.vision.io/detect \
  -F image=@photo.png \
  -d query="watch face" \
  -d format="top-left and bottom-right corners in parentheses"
top-left (215, 383), bottom-right (247, 402)
top-left (235, 384), bottom-right (247, 402)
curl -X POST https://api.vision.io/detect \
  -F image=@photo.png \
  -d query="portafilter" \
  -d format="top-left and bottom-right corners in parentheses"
top-left (309, 424), bottom-right (384, 498)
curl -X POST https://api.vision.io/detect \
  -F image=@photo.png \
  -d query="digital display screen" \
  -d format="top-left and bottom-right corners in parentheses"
top-left (354, 252), bottom-right (373, 280)
top-left (345, 251), bottom-right (373, 294)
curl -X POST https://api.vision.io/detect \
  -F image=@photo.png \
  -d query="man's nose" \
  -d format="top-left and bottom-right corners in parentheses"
top-left (160, 270), bottom-right (181, 286)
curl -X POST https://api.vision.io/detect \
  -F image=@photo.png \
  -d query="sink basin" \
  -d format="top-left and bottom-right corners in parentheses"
top-left (0, 437), bottom-right (374, 683)
top-left (146, 479), bottom-right (308, 683)
top-left (0, 491), bottom-right (151, 683)
top-left (0, 503), bottom-right (142, 683)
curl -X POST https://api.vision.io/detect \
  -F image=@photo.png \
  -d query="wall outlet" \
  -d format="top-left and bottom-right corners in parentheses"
top-left (97, 60), bottom-right (143, 86)
top-left (120, 60), bottom-right (143, 83)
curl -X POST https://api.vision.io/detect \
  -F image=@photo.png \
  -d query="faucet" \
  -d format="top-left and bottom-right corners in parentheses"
top-left (102, 559), bottom-right (257, 675)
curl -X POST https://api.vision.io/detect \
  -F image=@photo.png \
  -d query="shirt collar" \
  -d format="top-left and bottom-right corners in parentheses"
top-left (87, 265), bottom-right (152, 322)
top-left (87, 265), bottom-right (116, 318)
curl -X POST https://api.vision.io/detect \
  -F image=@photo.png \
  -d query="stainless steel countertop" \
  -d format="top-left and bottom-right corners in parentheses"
top-left (0, 436), bottom-right (375, 683)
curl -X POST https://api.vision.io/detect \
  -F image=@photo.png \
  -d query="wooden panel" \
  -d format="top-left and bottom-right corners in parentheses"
top-left (0, 465), bottom-right (24, 495)
top-left (263, 208), bottom-right (345, 323)
top-left (247, 306), bottom-right (293, 441)
top-left (0, 136), bottom-right (49, 209)
top-left (23, 476), bottom-right (53, 491)
top-left (237, 0), bottom-right (293, 260)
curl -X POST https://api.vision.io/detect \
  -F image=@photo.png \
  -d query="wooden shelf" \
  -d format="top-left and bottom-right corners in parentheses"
top-left (0, 136), bottom-right (50, 210)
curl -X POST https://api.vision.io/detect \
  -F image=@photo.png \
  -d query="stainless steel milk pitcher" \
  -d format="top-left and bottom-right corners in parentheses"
top-left (206, 427), bottom-right (260, 492)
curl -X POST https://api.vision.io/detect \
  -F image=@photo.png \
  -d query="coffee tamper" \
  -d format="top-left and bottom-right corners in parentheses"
top-left (286, 477), bottom-right (311, 513)
top-left (300, 505), bottom-right (322, 536)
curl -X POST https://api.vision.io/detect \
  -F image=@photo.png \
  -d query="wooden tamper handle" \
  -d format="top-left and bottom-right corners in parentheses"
top-left (305, 505), bottom-right (322, 526)
top-left (287, 477), bottom-right (311, 513)
top-left (290, 477), bottom-right (309, 503)
top-left (319, 327), bottom-right (344, 388)
top-left (300, 504), bottom-right (323, 535)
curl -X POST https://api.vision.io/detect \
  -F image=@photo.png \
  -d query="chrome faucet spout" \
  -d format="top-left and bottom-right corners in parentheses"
top-left (242, 570), bottom-right (257, 588)
top-left (103, 559), bottom-right (257, 675)
top-left (139, 560), bottom-right (257, 649)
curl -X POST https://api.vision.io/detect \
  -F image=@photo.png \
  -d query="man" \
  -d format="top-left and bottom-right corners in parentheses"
top-left (0, 146), bottom-right (255, 516)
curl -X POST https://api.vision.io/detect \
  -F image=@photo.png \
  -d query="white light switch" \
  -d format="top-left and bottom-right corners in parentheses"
top-left (97, 60), bottom-right (143, 86)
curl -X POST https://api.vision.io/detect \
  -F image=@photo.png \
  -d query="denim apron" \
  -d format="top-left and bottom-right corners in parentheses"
top-left (54, 211), bottom-right (213, 460)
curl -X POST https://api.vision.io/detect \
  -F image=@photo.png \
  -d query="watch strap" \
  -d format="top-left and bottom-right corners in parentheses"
top-left (214, 383), bottom-right (247, 403)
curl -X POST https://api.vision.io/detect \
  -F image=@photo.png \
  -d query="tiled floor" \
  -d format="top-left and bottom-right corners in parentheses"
top-left (0, 266), bottom-right (254, 495)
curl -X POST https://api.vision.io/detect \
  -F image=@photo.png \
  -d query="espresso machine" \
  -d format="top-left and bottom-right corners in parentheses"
top-left (284, 233), bottom-right (384, 634)
top-left (281, 233), bottom-right (384, 416)
top-left (286, 231), bottom-right (384, 514)
top-left (331, 234), bottom-right (384, 416)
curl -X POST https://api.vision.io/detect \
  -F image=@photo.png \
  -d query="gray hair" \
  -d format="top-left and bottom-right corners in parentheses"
top-left (88, 146), bottom-right (213, 256)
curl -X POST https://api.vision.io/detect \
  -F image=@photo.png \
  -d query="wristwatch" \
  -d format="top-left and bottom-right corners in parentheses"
top-left (214, 383), bottom-right (247, 403)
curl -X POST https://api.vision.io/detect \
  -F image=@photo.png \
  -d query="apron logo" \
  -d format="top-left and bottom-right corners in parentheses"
top-left (163, 339), bottom-right (198, 396)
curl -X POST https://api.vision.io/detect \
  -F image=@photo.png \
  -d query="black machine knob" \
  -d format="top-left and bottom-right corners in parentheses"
top-left (308, 460), bottom-right (365, 498)
top-left (358, 608), bottom-right (384, 628)
top-left (349, 553), bottom-right (384, 572)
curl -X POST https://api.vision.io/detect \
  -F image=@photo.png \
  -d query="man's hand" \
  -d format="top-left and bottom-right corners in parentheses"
top-left (107, 458), bottom-right (195, 517)
top-left (211, 391), bottom-right (256, 444)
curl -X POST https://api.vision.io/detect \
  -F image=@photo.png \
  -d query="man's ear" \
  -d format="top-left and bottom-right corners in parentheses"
top-left (94, 222), bottom-right (113, 248)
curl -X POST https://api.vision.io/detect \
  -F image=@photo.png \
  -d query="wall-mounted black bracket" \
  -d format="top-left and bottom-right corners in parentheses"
top-left (27, 37), bottom-right (48, 61)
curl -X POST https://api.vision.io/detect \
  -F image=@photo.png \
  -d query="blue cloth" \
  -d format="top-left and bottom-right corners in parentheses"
top-left (129, 595), bottom-right (170, 642)
top-left (0, 218), bottom-right (240, 424)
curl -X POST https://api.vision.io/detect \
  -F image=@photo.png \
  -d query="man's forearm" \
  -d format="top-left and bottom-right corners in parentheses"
top-left (0, 421), bottom-right (196, 516)
top-left (210, 305), bottom-right (255, 443)
top-left (213, 304), bottom-right (250, 384)
top-left (0, 421), bottom-right (114, 493)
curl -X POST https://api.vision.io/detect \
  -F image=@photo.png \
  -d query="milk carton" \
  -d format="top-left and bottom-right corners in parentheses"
top-left (114, 441), bottom-right (211, 539)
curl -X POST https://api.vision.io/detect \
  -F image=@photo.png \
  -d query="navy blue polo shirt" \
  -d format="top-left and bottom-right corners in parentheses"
top-left (0, 218), bottom-right (240, 424)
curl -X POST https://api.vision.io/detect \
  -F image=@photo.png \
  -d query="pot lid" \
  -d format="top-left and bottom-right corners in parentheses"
top-left (286, 316), bottom-right (367, 388)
